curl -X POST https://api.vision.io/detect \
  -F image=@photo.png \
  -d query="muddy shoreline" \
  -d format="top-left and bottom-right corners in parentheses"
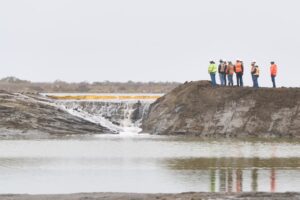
top-left (1, 192), bottom-right (300, 200)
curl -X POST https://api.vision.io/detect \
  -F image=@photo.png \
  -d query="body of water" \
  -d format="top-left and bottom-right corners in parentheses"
top-left (0, 135), bottom-right (299, 194)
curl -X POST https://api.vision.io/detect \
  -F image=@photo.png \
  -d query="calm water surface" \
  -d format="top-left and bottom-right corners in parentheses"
top-left (0, 134), bottom-right (299, 194)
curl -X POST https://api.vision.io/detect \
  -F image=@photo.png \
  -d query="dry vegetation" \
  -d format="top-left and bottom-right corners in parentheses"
top-left (0, 77), bottom-right (180, 93)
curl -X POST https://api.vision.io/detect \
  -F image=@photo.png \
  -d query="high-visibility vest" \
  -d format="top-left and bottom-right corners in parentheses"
top-left (235, 63), bottom-right (242, 73)
top-left (270, 64), bottom-right (277, 76)
top-left (227, 65), bottom-right (234, 75)
top-left (220, 64), bottom-right (226, 73)
top-left (208, 64), bottom-right (217, 73)
top-left (254, 67), bottom-right (260, 76)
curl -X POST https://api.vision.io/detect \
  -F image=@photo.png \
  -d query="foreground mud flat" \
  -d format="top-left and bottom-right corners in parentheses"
top-left (1, 192), bottom-right (299, 200)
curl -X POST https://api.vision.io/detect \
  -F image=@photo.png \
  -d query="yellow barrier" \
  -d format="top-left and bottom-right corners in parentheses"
top-left (47, 95), bottom-right (161, 100)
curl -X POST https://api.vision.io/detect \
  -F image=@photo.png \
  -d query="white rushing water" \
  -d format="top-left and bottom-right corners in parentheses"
top-left (52, 95), bottom-right (154, 135)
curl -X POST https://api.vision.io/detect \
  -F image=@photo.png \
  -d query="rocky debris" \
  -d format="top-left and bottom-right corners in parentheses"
top-left (0, 90), bottom-right (114, 136)
top-left (142, 81), bottom-right (300, 137)
top-left (131, 100), bottom-right (150, 124)
top-left (0, 192), bottom-right (299, 200)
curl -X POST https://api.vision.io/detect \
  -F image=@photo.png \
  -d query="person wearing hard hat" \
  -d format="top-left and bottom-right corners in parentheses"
top-left (234, 60), bottom-right (244, 87)
top-left (226, 61), bottom-right (235, 86)
top-left (270, 61), bottom-right (278, 88)
top-left (250, 61), bottom-right (256, 87)
top-left (208, 61), bottom-right (217, 87)
top-left (218, 59), bottom-right (227, 86)
top-left (252, 65), bottom-right (260, 88)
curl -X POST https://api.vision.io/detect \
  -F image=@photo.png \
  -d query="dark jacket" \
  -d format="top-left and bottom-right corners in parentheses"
top-left (218, 63), bottom-right (227, 74)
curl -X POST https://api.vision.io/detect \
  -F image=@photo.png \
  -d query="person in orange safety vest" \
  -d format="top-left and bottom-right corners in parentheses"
top-left (234, 60), bottom-right (244, 87)
top-left (270, 61), bottom-right (278, 88)
top-left (226, 61), bottom-right (235, 86)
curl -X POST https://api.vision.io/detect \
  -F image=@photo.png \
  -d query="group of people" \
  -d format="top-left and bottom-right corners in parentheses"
top-left (208, 60), bottom-right (278, 88)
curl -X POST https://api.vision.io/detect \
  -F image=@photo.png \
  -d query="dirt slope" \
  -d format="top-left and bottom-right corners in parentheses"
top-left (142, 81), bottom-right (300, 137)
top-left (0, 90), bottom-right (113, 136)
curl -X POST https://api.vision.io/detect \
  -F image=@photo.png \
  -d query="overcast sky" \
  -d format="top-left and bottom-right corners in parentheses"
top-left (0, 0), bottom-right (299, 87)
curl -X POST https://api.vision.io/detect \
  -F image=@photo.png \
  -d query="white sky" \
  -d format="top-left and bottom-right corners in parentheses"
top-left (0, 0), bottom-right (299, 87)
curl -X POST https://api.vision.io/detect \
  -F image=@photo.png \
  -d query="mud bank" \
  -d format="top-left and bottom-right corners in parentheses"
top-left (1, 192), bottom-right (299, 200)
top-left (0, 91), bottom-right (112, 136)
top-left (142, 81), bottom-right (300, 137)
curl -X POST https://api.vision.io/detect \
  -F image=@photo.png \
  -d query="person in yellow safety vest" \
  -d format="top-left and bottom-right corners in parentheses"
top-left (208, 61), bottom-right (217, 87)
top-left (251, 65), bottom-right (260, 88)
top-left (226, 61), bottom-right (234, 86)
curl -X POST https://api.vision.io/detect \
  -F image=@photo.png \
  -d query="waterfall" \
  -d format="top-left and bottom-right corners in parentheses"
top-left (55, 100), bottom-right (152, 134)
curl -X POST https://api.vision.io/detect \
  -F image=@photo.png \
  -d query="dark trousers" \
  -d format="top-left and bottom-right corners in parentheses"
top-left (236, 73), bottom-right (243, 87)
top-left (251, 74), bottom-right (255, 87)
top-left (210, 73), bottom-right (216, 87)
top-left (253, 75), bottom-right (259, 88)
top-left (219, 73), bottom-right (226, 86)
top-left (271, 75), bottom-right (276, 88)
top-left (227, 74), bottom-right (234, 86)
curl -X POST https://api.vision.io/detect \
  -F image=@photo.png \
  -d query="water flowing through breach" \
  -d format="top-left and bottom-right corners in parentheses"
top-left (55, 100), bottom-right (153, 135)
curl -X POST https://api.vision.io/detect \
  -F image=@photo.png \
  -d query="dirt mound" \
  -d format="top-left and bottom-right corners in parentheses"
top-left (142, 81), bottom-right (300, 137)
top-left (0, 91), bottom-right (113, 136)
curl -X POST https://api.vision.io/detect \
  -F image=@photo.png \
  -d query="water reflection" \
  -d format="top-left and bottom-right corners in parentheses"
top-left (271, 168), bottom-right (276, 192)
top-left (251, 169), bottom-right (258, 192)
top-left (221, 168), bottom-right (277, 192)
top-left (219, 169), bottom-right (226, 192)
top-left (167, 157), bottom-right (300, 193)
top-left (209, 168), bottom-right (278, 193)
top-left (236, 169), bottom-right (243, 192)
top-left (0, 138), bottom-right (299, 194)
top-left (210, 169), bottom-right (276, 192)
top-left (227, 169), bottom-right (233, 192)
top-left (210, 169), bottom-right (216, 192)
